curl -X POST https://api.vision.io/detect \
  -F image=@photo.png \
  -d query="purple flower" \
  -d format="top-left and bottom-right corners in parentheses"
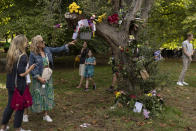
top-left (143, 109), bottom-right (150, 119)
top-left (55, 24), bottom-right (61, 28)
top-left (151, 90), bottom-right (157, 96)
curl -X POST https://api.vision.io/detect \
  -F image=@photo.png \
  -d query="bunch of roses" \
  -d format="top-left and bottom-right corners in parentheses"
top-left (108, 14), bottom-right (119, 24)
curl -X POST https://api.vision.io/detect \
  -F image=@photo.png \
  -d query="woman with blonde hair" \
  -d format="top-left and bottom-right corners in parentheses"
top-left (0, 35), bottom-right (35, 131)
top-left (29, 35), bottom-right (76, 122)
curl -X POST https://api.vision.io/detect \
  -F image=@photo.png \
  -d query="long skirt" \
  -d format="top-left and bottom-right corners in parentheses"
top-left (30, 77), bottom-right (54, 113)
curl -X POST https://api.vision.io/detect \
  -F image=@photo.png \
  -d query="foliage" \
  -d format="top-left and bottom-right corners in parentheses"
top-left (79, 26), bottom-right (92, 33)
top-left (0, 0), bottom-right (109, 54)
top-left (148, 0), bottom-right (195, 49)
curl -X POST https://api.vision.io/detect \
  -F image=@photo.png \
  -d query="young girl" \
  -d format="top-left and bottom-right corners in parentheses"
top-left (84, 50), bottom-right (96, 91)
top-left (0, 35), bottom-right (35, 131)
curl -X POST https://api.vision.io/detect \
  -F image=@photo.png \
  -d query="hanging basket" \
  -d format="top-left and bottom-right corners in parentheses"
top-left (79, 32), bottom-right (92, 40)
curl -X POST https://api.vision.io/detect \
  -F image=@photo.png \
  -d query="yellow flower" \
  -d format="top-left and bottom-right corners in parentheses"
top-left (115, 92), bottom-right (121, 98)
top-left (70, 9), bottom-right (73, 13)
top-left (102, 13), bottom-right (106, 18)
top-left (147, 93), bottom-right (152, 97)
top-left (79, 10), bottom-right (82, 14)
top-left (97, 13), bottom-right (106, 23)
top-left (69, 2), bottom-right (81, 14)
top-left (75, 9), bottom-right (78, 13)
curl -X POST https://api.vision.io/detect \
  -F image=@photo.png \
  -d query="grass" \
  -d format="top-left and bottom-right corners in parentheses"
top-left (0, 59), bottom-right (196, 131)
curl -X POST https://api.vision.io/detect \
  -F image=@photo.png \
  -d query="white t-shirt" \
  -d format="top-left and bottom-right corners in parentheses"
top-left (182, 40), bottom-right (193, 57)
top-left (26, 63), bottom-right (31, 84)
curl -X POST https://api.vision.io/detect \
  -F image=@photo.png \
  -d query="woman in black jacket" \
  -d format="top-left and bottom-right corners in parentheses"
top-left (0, 35), bottom-right (35, 131)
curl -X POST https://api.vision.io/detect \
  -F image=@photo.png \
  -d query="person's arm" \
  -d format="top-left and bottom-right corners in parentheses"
top-left (48, 44), bottom-right (69, 53)
top-left (19, 64), bottom-right (35, 77)
top-left (48, 40), bottom-right (76, 54)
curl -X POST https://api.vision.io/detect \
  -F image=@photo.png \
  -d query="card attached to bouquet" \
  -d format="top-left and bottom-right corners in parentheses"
top-left (133, 102), bottom-right (143, 113)
top-left (72, 32), bottom-right (78, 40)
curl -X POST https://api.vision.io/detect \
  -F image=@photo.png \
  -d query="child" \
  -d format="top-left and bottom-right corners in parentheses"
top-left (84, 50), bottom-right (96, 91)
top-left (23, 63), bottom-right (31, 122)
top-left (107, 55), bottom-right (118, 93)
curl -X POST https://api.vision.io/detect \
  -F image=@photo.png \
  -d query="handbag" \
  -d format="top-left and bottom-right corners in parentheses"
top-left (42, 54), bottom-right (53, 81)
top-left (11, 54), bottom-right (33, 110)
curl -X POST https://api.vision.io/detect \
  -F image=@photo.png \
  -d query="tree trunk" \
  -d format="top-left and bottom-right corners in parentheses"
top-left (96, 23), bottom-right (137, 93)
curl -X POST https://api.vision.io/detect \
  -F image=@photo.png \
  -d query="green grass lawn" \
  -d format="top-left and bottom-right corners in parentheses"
top-left (0, 59), bottom-right (196, 131)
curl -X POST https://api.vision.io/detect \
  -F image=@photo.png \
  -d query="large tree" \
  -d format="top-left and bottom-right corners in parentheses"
top-left (73, 0), bottom-right (156, 93)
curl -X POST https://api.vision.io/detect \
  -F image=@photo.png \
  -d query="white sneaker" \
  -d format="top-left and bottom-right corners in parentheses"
top-left (23, 115), bottom-right (29, 122)
top-left (0, 126), bottom-right (9, 131)
top-left (20, 128), bottom-right (31, 131)
top-left (182, 82), bottom-right (189, 86)
top-left (177, 82), bottom-right (183, 86)
top-left (43, 115), bottom-right (53, 122)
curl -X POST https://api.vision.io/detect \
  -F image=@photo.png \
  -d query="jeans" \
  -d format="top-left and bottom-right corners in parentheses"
top-left (1, 89), bottom-right (24, 128)
top-left (178, 56), bottom-right (191, 82)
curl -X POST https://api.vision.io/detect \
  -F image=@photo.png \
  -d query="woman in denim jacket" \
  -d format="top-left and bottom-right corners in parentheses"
top-left (29, 35), bottom-right (75, 122)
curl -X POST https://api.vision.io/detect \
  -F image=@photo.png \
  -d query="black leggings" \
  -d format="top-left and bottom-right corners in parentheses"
top-left (1, 89), bottom-right (24, 128)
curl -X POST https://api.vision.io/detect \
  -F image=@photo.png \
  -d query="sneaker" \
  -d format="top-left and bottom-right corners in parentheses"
top-left (93, 84), bottom-right (96, 90)
top-left (23, 115), bottom-right (29, 122)
top-left (43, 115), bottom-right (53, 122)
top-left (20, 128), bottom-right (31, 131)
top-left (84, 88), bottom-right (89, 92)
top-left (177, 82), bottom-right (183, 86)
top-left (0, 126), bottom-right (9, 131)
top-left (182, 82), bottom-right (189, 86)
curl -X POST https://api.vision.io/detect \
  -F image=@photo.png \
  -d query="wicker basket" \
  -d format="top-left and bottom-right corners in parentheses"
top-left (79, 32), bottom-right (92, 40)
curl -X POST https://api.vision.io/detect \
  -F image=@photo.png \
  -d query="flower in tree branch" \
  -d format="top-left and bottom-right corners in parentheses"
top-left (108, 13), bottom-right (119, 24)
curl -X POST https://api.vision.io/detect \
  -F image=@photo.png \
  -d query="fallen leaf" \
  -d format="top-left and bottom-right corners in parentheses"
top-left (57, 128), bottom-right (63, 131)
top-left (104, 114), bottom-right (109, 119)
top-left (159, 123), bottom-right (167, 127)
top-left (186, 126), bottom-right (192, 131)
top-left (137, 122), bottom-right (145, 126)
top-left (92, 120), bottom-right (97, 125)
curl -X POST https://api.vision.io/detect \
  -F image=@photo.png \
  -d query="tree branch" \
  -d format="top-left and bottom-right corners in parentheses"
top-left (140, 0), bottom-right (154, 22)
top-left (96, 23), bottom-right (129, 47)
top-left (123, 0), bottom-right (144, 32)
top-left (112, 0), bottom-right (120, 13)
